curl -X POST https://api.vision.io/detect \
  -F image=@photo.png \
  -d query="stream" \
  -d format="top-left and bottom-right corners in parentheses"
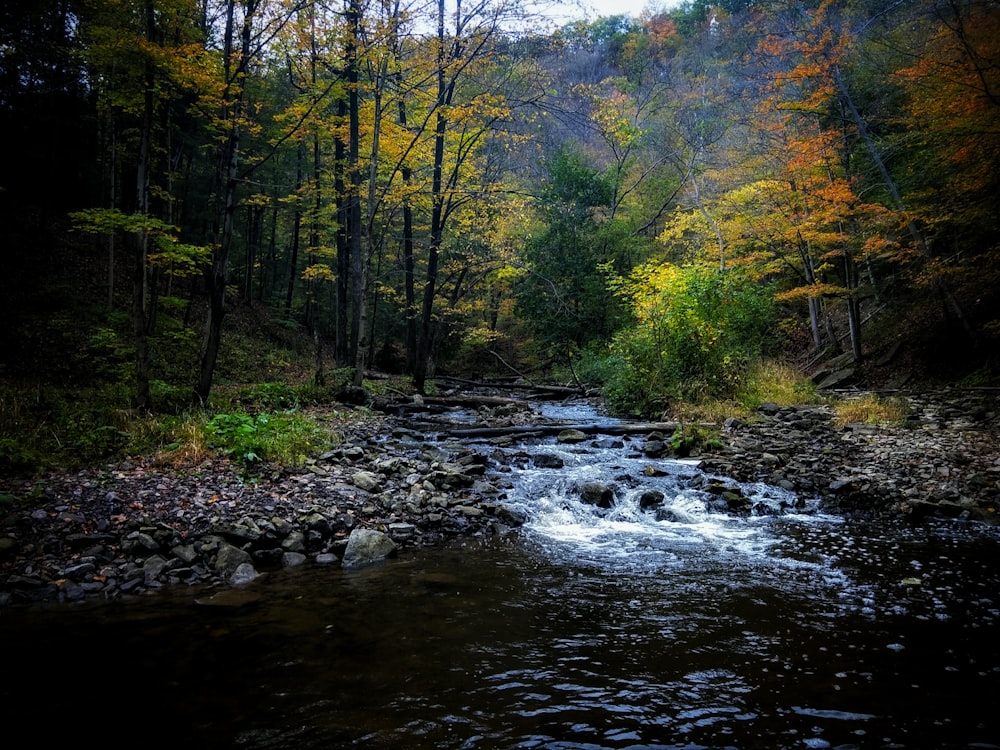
top-left (2, 403), bottom-right (999, 749)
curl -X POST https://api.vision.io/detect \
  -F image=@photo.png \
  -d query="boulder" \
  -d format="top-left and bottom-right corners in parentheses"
top-left (229, 562), bottom-right (259, 585)
top-left (557, 429), bottom-right (587, 444)
top-left (578, 481), bottom-right (615, 509)
top-left (351, 471), bottom-right (382, 493)
top-left (215, 543), bottom-right (252, 578)
top-left (341, 528), bottom-right (397, 568)
top-left (533, 453), bottom-right (565, 469)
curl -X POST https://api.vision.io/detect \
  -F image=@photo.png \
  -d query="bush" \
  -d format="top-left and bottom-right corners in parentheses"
top-left (206, 411), bottom-right (335, 467)
top-left (605, 263), bottom-right (777, 416)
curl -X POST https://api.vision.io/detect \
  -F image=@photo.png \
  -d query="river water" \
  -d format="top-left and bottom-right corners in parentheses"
top-left (2, 406), bottom-right (999, 749)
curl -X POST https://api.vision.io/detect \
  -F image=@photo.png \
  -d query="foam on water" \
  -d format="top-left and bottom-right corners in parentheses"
top-left (501, 439), bottom-right (833, 575)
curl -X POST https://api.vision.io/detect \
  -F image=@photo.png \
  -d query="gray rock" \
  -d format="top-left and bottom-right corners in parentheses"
top-left (62, 562), bottom-right (96, 581)
top-left (281, 530), bottom-right (306, 552)
top-left (215, 543), bottom-right (252, 578)
top-left (593, 437), bottom-right (625, 449)
top-left (532, 453), bottom-right (564, 469)
top-left (642, 440), bottom-right (667, 457)
top-left (816, 367), bottom-right (856, 390)
top-left (351, 471), bottom-right (382, 492)
top-left (388, 522), bottom-right (417, 542)
top-left (143, 555), bottom-right (170, 584)
top-left (124, 531), bottom-right (160, 553)
top-left (557, 429), bottom-right (587, 443)
top-left (171, 544), bottom-right (199, 564)
top-left (341, 528), bottom-right (397, 568)
top-left (281, 551), bottom-right (307, 567)
top-left (229, 562), bottom-right (259, 585)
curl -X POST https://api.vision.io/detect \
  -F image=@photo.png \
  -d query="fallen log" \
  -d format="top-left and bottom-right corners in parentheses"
top-left (432, 376), bottom-right (583, 397)
top-left (403, 394), bottom-right (525, 408)
top-left (441, 421), bottom-right (680, 439)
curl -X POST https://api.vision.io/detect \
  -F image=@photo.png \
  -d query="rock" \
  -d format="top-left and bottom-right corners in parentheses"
top-left (215, 543), bottom-right (253, 578)
top-left (723, 417), bottom-right (742, 432)
top-left (532, 453), bottom-right (565, 469)
top-left (171, 544), bottom-right (199, 565)
top-left (0, 537), bottom-right (18, 558)
top-left (557, 429), bottom-right (587, 444)
top-left (123, 531), bottom-right (160, 553)
top-left (593, 437), bottom-right (625, 449)
top-left (494, 505), bottom-right (527, 526)
top-left (641, 440), bottom-right (667, 457)
top-left (341, 528), bottom-right (397, 568)
top-left (578, 481), bottom-right (615, 509)
top-left (228, 562), bottom-right (260, 585)
top-left (337, 385), bottom-right (370, 405)
top-left (816, 367), bottom-right (856, 390)
top-left (387, 522), bottom-right (417, 542)
top-left (143, 555), bottom-right (170, 584)
top-left (281, 530), bottom-right (306, 552)
top-left (62, 562), bottom-right (96, 581)
top-left (281, 551), bottom-right (307, 567)
top-left (639, 490), bottom-right (665, 510)
top-left (351, 471), bottom-right (382, 492)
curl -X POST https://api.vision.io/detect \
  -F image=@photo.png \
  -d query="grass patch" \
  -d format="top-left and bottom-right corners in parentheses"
top-left (735, 359), bottom-right (821, 412)
top-left (662, 359), bottom-right (821, 424)
top-left (833, 394), bottom-right (909, 428)
top-left (205, 410), bottom-right (339, 468)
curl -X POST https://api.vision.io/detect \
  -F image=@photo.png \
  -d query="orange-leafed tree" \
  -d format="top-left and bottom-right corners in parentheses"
top-left (890, 0), bottom-right (1000, 341)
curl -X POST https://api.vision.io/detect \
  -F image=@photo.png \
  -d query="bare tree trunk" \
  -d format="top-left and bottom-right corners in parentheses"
top-left (334, 95), bottom-right (350, 365)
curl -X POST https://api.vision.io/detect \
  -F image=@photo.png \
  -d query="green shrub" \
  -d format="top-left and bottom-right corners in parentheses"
top-left (206, 411), bottom-right (334, 466)
top-left (246, 382), bottom-right (300, 410)
top-left (605, 263), bottom-right (777, 416)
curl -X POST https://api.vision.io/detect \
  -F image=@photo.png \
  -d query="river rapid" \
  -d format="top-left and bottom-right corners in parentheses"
top-left (2, 403), bottom-right (999, 749)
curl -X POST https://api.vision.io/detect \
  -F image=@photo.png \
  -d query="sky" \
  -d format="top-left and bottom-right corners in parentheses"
top-left (546, 0), bottom-right (682, 24)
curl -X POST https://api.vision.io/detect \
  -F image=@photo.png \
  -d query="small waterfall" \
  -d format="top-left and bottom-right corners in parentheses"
top-left (496, 406), bottom-right (828, 572)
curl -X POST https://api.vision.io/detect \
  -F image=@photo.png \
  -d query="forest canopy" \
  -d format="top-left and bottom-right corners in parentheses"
top-left (0, 0), bottom-right (997, 421)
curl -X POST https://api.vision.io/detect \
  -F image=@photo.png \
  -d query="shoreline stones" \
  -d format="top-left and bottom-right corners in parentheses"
top-left (0, 428), bottom-right (519, 606)
top-left (699, 390), bottom-right (999, 522)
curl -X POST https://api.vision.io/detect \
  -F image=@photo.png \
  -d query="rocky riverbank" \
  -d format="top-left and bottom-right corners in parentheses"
top-left (699, 390), bottom-right (1000, 521)
top-left (0, 417), bottom-right (521, 606)
top-left (1, 389), bottom-right (997, 606)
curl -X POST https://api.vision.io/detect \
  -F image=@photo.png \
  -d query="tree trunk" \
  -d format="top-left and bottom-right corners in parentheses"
top-left (414, 0), bottom-right (452, 393)
top-left (285, 145), bottom-right (303, 317)
top-left (195, 0), bottom-right (255, 404)
top-left (132, 0), bottom-right (155, 411)
top-left (346, 0), bottom-right (367, 387)
top-left (334, 95), bottom-right (350, 365)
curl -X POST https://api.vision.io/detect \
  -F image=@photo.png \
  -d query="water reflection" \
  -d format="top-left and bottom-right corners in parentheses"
top-left (3, 517), bottom-right (998, 749)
